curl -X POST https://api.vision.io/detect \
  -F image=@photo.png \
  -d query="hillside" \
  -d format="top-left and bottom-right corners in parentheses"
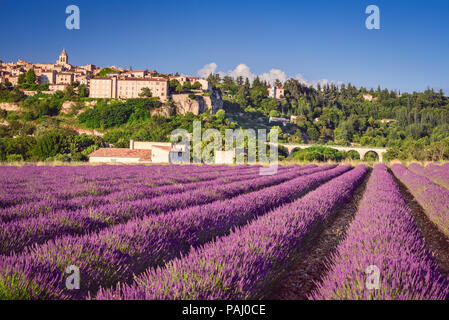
top-left (1, 78), bottom-right (449, 162)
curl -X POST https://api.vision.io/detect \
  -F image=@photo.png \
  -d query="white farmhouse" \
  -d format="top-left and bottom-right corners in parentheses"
top-left (89, 140), bottom-right (189, 164)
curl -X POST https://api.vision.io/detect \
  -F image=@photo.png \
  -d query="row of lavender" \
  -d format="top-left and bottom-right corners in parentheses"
top-left (408, 163), bottom-right (449, 189)
top-left (0, 164), bottom-right (283, 224)
top-left (0, 164), bottom-right (266, 209)
top-left (0, 165), bottom-right (348, 299)
top-left (0, 165), bottom-right (311, 255)
top-left (96, 165), bottom-right (368, 299)
top-left (310, 165), bottom-right (449, 300)
top-left (391, 164), bottom-right (449, 237)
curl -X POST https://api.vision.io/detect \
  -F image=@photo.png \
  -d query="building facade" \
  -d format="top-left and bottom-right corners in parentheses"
top-left (55, 72), bottom-right (74, 85)
top-left (268, 86), bottom-right (285, 100)
top-left (89, 140), bottom-right (189, 163)
top-left (89, 76), bottom-right (169, 101)
top-left (56, 49), bottom-right (69, 66)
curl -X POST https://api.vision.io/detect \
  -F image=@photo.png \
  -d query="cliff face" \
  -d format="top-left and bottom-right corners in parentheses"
top-left (0, 102), bottom-right (21, 111)
top-left (172, 89), bottom-right (223, 116)
top-left (61, 100), bottom-right (96, 114)
top-left (151, 105), bottom-right (174, 118)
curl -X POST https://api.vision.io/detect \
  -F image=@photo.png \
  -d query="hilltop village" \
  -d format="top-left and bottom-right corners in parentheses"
top-left (0, 49), bottom-right (214, 103)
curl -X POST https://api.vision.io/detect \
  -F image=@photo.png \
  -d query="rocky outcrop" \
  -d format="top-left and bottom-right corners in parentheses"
top-left (61, 101), bottom-right (76, 113)
top-left (61, 100), bottom-right (96, 114)
top-left (204, 89), bottom-right (223, 114)
top-left (71, 127), bottom-right (104, 137)
top-left (0, 102), bottom-right (21, 111)
top-left (171, 89), bottom-right (223, 115)
top-left (151, 105), bottom-right (173, 118)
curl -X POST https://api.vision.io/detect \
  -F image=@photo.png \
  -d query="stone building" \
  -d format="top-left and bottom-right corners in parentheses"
top-left (89, 76), bottom-right (169, 101)
top-left (56, 49), bottom-right (69, 67)
top-left (56, 72), bottom-right (74, 85)
top-left (170, 76), bottom-right (211, 91)
top-left (268, 86), bottom-right (285, 100)
top-left (89, 140), bottom-right (189, 163)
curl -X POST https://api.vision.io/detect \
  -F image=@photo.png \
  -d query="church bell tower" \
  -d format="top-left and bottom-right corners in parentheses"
top-left (57, 49), bottom-right (68, 65)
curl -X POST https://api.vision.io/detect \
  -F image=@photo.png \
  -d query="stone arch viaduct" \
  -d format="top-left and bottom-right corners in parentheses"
top-left (278, 144), bottom-right (387, 162)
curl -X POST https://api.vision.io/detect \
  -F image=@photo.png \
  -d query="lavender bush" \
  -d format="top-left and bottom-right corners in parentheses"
top-left (95, 165), bottom-right (368, 300)
top-left (391, 164), bottom-right (449, 237)
top-left (310, 164), bottom-right (449, 300)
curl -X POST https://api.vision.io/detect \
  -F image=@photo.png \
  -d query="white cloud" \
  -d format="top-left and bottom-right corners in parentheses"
top-left (197, 62), bottom-right (341, 87)
top-left (295, 73), bottom-right (308, 85)
top-left (295, 73), bottom-right (343, 88)
top-left (197, 62), bottom-right (217, 78)
top-left (260, 69), bottom-right (287, 84)
top-left (226, 64), bottom-right (254, 80)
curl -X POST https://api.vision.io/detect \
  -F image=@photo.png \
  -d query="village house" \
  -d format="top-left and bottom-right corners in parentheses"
top-left (40, 70), bottom-right (56, 84)
top-left (170, 75), bottom-right (211, 91)
top-left (121, 70), bottom-right (149, 78)
top-left (88, 140), bottom-right (189, 164)
top-left (362, 94), bottom-right (378, 101)
top-left (56, 72), bottom-right (74, 85)
top-left (269, 116), bottom-right (290, 126)
top-left (268, 86), bottom-right (285, 100)
top-left (380, 119), bottom-right (397, 124)
top-left (89, 76), bottom-right (169, 101)
top-left (215, 149), bottom-right (236, 164)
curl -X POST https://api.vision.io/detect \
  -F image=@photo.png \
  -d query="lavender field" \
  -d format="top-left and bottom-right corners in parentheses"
top-left (0, 163), bottom-right (448, 300)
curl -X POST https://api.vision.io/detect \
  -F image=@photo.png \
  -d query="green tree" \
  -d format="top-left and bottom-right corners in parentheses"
top-left (25, 69), bottom-right (36, 84)
top-left (192, 81), bottom-right (202, 90)
top-left (34, 131), bottom-right (69, 160)
top-left (269, 110), bottom-right (279, 117)
top-left (215, 109), bottom-right (226, 123)
top-left (78, 84), bottom-right (89, 98)
top-left (175, 84), bottom-right (184, 93)
top-left (183, 81), bottom-right (191, 90)
top-left (139, 87), bottom-right (152, 98)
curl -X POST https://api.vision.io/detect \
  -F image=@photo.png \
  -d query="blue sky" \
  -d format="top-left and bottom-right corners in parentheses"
top-left (1, 0), bottom-right (448, 93)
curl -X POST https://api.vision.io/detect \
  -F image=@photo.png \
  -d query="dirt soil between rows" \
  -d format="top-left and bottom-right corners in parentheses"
top-left (392, 173), bottom-right (449, 279)
top-left (267, 169), bottom-right (371, 300)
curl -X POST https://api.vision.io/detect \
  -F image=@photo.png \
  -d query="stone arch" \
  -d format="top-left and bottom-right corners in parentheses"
top-left (345, 150), bottom-right (361, 160)
top-left (361, 150), bottom-right (380, 162)
top-left (289, 147), bottom-right (303, 155)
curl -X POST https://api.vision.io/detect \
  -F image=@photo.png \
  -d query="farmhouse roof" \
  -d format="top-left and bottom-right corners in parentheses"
top-left (151, 145), bottom-right (181, 152)
top-left (89, 148), bottom-right (152, 161)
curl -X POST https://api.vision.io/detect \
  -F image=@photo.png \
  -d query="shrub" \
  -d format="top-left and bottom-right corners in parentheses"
top-left (6, 154), bottom-right (24, 162)
top-left (292, 146), bottom-right (343, 162)
top-left (34, 131), bottom-right (69, 160)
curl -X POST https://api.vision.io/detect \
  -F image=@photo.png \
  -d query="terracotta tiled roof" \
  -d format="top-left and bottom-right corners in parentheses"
top-left (151, 145), bottom-right (174, 152)
top-left (89, 148), bottom-right (152, 161)
top-left (118, 77), bottom-right (168, 82)
top-left (123, 70), bottom-right (147, 73)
